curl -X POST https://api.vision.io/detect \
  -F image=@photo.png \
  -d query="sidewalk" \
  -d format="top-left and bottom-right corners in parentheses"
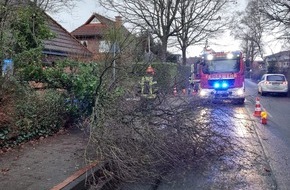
top-left (0, 127), bottom-right (88, 190)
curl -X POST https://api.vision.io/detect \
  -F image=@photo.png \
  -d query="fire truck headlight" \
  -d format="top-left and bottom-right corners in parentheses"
top-left (227, 53), bottom-right (234, 59)
top-left (207, 54), bottom-right (214, 60)
top-left (237, 88), bottom-right (244, 95)
top-left (200, 89), bottom-right (207, 96)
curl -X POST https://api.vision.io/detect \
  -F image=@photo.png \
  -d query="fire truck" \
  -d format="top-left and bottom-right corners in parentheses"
top-left (190, 50), bottom-right (245, 104)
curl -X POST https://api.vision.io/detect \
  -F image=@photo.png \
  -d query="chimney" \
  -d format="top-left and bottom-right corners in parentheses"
top-left (115, 16), bottom-right (122, 28)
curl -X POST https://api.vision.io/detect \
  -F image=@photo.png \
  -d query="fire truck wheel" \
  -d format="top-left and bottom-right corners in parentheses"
top-left (235, 98), bottom-right (245, 105)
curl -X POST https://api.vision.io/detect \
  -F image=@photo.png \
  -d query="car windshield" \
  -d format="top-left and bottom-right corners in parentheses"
top-left (266, 75), bottom-right (285, 81)
top-left (202, 59), bottom-right (240, 74)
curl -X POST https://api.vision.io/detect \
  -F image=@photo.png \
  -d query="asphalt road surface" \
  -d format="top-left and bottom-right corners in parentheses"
top-left (245, 79), bottom-right (290, 190)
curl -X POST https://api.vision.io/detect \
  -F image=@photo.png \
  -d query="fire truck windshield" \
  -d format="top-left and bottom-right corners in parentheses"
top-left (202, 59), bottom-right (240, 74)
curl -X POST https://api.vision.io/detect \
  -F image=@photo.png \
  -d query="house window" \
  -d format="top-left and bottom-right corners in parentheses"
top-left (91, 18), bottom-right (100, 24)
top-left (80, 40), bottom-right (88, 47)
top-left (99, 40), bottom-right (110, 53)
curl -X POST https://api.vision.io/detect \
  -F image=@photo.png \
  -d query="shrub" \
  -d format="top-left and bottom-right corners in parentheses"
top-left (0, 83), bottom-right (67, 148)
top-left (14, 89), bottom-right (66, 138)
top-left (0, 77), bottom-right (26, 147)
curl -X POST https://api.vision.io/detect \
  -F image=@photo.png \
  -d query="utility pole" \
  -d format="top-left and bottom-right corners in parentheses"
top-left (113, 42), bottom-right (116, 81)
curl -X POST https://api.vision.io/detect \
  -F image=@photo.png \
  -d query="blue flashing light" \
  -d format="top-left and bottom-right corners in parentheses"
top-left (222, 82), bottom-right (228, 88)
top-left (214, 82), bottom-right (220, 88)
top-left (213, 81), bottom-right (229, 89)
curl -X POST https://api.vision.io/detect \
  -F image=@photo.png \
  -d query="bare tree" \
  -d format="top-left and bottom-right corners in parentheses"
top-left (258, 0), bottom-right (290, 29)
top-left (175, 0), bottom-right (229, 65)
top-left (98, 0), bottom-right (182, 62)
top-left (258, 0), bottom-right (290, 44)
top-left (231, 0), bottom-right (266, 69)
top-left (30, 0), bottom-right (76, 13)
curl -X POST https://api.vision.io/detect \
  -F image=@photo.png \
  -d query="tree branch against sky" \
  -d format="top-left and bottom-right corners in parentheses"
top-left (258, 0), bottom-right (290, 28)
top-left (231, 0), bottom-right (268, 65)
top-left (98, 0), bottom-right (182, 62)
top-left (175, 0), bottom-right (229, 65)
top-left (31, 0), bottom-right (76, 13)
top-left (258, 0), bottom-right (290, 44)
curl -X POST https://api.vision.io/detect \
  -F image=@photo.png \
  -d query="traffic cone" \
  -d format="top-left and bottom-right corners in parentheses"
top-left (261, 111), bottom-right (267, 124)
top-left (253, 97), bottom-right (262, 117)
top-left (173, 86), bottom-right (177, 96)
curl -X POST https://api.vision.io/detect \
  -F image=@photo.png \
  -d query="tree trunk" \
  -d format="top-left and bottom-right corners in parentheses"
top-left (250, 40), bottom-right (254, 68)
top-left (161, 37), bottom-right (168, 63)
top-left (182, 46), bottom-right (187, 65)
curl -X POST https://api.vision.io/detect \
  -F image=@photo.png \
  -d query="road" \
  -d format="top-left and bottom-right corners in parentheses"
top-left (120, 79), bottom-right (280, 190)
top-left (245, 79), bottom-right (290, 190)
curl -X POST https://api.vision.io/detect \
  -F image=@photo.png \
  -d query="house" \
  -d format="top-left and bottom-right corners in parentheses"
top-left (71, 13), bottom-right (131, 61)
top-left (265, 51), bottom-right (290, 73)
top-left (43, 13), bottom-right (93, 65)
top-left (1, 2), bottom-right (93, 77)
top-left (4, 1), bottom-right (93, 63)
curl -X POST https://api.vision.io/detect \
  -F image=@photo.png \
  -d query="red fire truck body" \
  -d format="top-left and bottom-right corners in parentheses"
top-left (193, 50), bottom-right (245, 104)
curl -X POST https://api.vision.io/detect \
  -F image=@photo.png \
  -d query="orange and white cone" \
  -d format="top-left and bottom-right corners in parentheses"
top-left (253, 97), bottom-right (262, 117)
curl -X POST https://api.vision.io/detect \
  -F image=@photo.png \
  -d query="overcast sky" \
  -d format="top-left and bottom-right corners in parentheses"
top-left (49, 0), bottom-right (283, 58)
top-left (49, 1), bottom-right (113, 32)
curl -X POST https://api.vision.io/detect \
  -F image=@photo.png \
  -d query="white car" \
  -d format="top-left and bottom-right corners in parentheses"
top-left (258, 74), bottom-right (288, 96)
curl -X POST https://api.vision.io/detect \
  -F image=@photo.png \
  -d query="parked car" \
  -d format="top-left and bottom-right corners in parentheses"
top-left (258, 74), bottom-right (288, 96)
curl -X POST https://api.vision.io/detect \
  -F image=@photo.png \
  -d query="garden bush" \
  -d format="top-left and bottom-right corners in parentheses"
top-left (0, 78), bottom-right (67, 148)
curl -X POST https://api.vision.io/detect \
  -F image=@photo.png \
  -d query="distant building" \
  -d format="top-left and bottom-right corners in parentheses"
top-left (265, 51), bottom-right (290, 73)
top-left (166, 54), bottom-right (182, 64)
top-left (71, 13), bottom-right (132, 61)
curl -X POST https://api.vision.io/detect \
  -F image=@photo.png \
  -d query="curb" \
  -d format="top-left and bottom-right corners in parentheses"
top-left (50, 161), bottom-right (114, 190)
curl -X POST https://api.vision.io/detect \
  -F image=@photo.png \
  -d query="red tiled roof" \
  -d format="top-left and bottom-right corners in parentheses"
top-left (71, 13), bottom-right (116, 37)
top-left (72, 23), bottom-right (108, 37)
